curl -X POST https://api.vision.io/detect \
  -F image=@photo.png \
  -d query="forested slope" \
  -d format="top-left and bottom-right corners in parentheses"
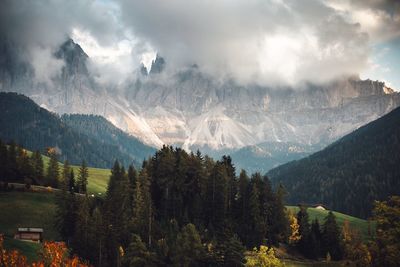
top-left (268, 106), bottom-right (400, 218)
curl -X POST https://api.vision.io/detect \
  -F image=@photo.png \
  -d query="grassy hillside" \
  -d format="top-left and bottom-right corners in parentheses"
top-left (33, 151), bottom-right (110, 194)
top-left (0, 192), bottom-right (58, 262)
top-left (287, 206), bottom-right (374, 240)
top-left (0, 192), bottom-right (59, 240)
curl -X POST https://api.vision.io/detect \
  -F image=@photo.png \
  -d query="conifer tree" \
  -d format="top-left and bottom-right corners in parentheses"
top-left (0, 139), bottom-right (7, 182)
top-left (77, 160), bottom-right (89, 194)
top-left (7, 141), bottom-right (18, 180)
top-left (310, 219), bottom-right (322, 259)
top-left (72, 196), bottom-right (91, 259)
top-left (206, 162), bottom-right (228, 235)
top-left (222, 234), bottom-right (246, 267)
top-left (123, 234), bottom-right (155, 267)
top-left (16, 146), bottom-right (33, 183)
top-left (322, 211), bottom-right (343, 260)
top-left (248, 177), bottom-right (266, 248)
top-left (132, 168), bottom-right (153, 247)
top-left (46, 151), bottom-right (59, 187)
top-left (61, 160), bottom-right (70, 190)
top-left (69, 169), bottom-right (76, 193)
top-left (31, 150), bottom-right (44, 182)
top-left (297, 206), bottom-right (311, 256)
top-left (55, 181), bottom-right (76, 245)
top-left (172, 223), bottom-right (205, 267)
top-left (103, 161), bottom-right (131, 265)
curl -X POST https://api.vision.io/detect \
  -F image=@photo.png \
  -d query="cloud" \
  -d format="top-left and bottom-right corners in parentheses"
top-left (0, 0), bottom-right (397, 87)
top-left (326, 0), bottom-right (400, 42)
top-left (0, 0), bottom-right (123, 85)
top-left (117, 0), bottom-right (370, 86)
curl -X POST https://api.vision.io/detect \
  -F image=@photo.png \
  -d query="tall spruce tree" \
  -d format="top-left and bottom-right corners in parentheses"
top-left (297, 206), bottom-right (311, 257)
top-left (77, 160), bottom-right (89, 194)
top-left (132, 168), bottom-right (153, 247)
top-left (69, 169), bottom-right (76, 193)
top-left (322, 211), bottom-right (343, 260)
top-left (172, 223), bottom-right (206, 267)
top-left (0, 139), bottom-right (7, 182)
top-left (61, 160), bottom-right (70, 190)
top-left (31, 150), bottom-right (44, 183)
top-left (103, 161), bottom-right (132, 265)
top-left (46, 151), bottom-right (59, 187)
top-left (72, 196), bottom-right (91, 259)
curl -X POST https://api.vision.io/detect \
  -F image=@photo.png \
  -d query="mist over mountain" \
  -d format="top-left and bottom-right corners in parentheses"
top-left (1, 38), bottom-right (399, 172)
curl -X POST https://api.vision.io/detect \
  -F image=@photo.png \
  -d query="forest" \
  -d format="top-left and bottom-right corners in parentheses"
top-left (2, 140), bottom-right (399, 266)
top-left (0, 92), bottom-right (154, 169)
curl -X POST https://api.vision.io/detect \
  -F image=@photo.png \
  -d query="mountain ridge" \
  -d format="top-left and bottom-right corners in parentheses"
top-left (1, 38), bottom-right (400, 172)
top-left (0, 92), bottom-right (155, 168)
top-left (267, 105), bottom-right (400, 218)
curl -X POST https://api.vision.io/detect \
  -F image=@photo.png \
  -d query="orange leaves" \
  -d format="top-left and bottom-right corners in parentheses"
top-left (0, 234), bottom-right (90, 267)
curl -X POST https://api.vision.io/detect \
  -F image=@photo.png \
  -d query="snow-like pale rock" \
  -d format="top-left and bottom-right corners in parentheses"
top-left (1, 39), bottom-right (400, 153)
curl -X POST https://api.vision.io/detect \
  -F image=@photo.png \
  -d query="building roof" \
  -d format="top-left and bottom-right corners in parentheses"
top-left (17, 228), bottom-right (43, 233)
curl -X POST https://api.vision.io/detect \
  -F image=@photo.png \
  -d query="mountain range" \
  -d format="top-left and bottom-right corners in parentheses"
top-left (1, 38), bottom-right (399, 172)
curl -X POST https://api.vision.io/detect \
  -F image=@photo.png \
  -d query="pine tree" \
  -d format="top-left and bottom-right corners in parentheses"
top-left (72, 196), bottom-right (91, 259)
top-left (16, 146), bottom-right (33, 183)
top-left (77, 160), bottom-right (89, 194)
top-left (31, 150), bottom-right (44, 183)
top-left (46, 151), bottom-right (59, 187)
top-left (55, 183), bottom-right (76, 245)
top-left (322, 211), bottom-right (343, 260)
top-left (0, 139), bottom-right (7, 182)
top-left (309, 219), bottom-right (322, 259)
top-left (222, 234), bottom-right (246, 267)
top-left (248, 178), bottom-right (265, 248)
top-left (172, 223), bottom-right (205, 267)
top-left (206, 162), bottom-right (228, 235)
top-left (7, 141), bottom-right (18, 180)
top-left (69, 169), bottom-right (76, 193)
top-left (61, 160), bottom-right (70, 190)
top-left (297, 206), bottom-right (311, 257)
top-left (103, 161), bottom-right (132, 265)
top-left (132, 168), bottom-right (153, 247)
top-left (123, 234), bottom-right (156, 267)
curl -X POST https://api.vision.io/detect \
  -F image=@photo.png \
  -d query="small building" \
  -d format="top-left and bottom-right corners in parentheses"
top-left (14, 228), bottom-right (43, 243)
top-left (311, 204), bottom-right (328, 210)
top-left (298, 203), bottom-right (329, 210)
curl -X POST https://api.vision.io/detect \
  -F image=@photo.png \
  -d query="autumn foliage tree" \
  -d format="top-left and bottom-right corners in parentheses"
top-left (0, 235), bottom-right (88, 267)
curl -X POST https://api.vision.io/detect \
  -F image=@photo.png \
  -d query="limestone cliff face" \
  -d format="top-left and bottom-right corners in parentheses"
top-left (1, 39), bottom-right (399, 155)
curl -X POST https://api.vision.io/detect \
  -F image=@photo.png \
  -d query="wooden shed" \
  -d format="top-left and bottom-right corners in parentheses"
top-left (14, 228), bottom-right (43, 243)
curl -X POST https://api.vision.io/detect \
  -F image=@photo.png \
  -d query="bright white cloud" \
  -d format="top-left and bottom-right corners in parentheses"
top-left (1, 0), bottom-right (399, 87)
top-left (117, 0), bottom-right (370, 85)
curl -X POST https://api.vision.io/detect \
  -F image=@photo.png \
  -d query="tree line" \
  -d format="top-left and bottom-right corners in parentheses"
top-left (55, 145), bottom-right (291, 266)
top-left (55, 145), bottom-right (354, 266)
top-left (0, 139), bottom-right (88, 193)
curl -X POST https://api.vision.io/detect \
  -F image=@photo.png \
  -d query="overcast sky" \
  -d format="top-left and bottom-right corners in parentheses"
top-left (1, 0), bottom-right (399, 89)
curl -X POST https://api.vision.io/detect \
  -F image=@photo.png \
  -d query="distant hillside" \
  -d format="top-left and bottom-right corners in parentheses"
top-left (230, 141), bottom-right (323, 174)
top-left (268, 106), bottom-right (400, 218)
top-left (0, 92), bottom-right (155, 168)
top-left (61, 114), bottom-right (155, 163)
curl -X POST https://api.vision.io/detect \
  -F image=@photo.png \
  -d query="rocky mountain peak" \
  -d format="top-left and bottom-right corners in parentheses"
top-left (149, 54), bottom-right (165, 74)
top-left (55, 38), bottom-right (89, 76)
